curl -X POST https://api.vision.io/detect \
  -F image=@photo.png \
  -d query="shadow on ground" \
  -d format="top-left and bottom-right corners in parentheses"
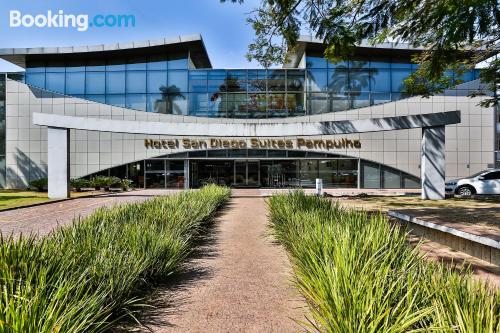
top-left (112, 203), bottom-right (232, 332)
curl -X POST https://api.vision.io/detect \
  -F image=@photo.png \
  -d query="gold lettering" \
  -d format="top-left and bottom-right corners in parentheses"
top-left (144, 139), bottom-right (153, 149)
top-left (285, 140), bottom-right (293, 149)
top-left (297, 138), bottom-right (306, 148)
top-left (182, 139), bottom-right (191, 149)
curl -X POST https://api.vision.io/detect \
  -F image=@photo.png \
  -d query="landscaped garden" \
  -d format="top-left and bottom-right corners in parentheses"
top-left (0, 184), bottom-right (230, 332)
top-left (268, 191), bottom-right (500, 332)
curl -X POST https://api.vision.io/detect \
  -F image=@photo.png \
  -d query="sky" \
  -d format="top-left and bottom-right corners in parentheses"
top-left (0, 0), bottom-right (265, 72)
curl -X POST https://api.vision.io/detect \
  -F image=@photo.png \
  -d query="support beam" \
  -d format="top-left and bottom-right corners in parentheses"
top-left (184, 159), bottom-right (190, 190)
top-left (421, 126), bottom-right (445, 200)
top-left (47, 127), bottom-right (70, 199)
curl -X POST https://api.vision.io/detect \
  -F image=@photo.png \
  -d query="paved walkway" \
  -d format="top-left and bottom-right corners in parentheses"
top-left (0, 189), bottom-right (179, 237)
top-left (130, 197), bottom-right (307, 332)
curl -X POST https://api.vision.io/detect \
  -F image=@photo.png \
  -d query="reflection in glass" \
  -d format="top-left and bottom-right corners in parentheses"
top-left (65, 72), bottom-right (85, 95)
top-left (287, 70), bottom-right (305, 91)
top-left (307, 69), bottom-right (327, 92)
top-left (247, 93), bottom-right (267, 118)
top-left (226, 93), bottom-right (247, 118)
top-left (106, 71), bottom-right (125, 94)
top-left (147, 71), bottom-right (167, 93)
top-left (286, 92), bottom-right (305, 116)
top-left (46, 72), bottom-right (65, 93)
top-left (267, 70), bottom-right (286, 91)
top-left (126, 71), bottom-right (146, 93)
top-left (126, 94), bottom-right (146, 110)
top-left (268, 93), bottom-right (286, 117)
top-left (168, 70), bottom-right (188, 92)
top-left (105, 94), bottom-right (125, 107)
top-left (86, 72), bottom-right (105, 94)
top-left (26, 73), bottom-right (46, 89)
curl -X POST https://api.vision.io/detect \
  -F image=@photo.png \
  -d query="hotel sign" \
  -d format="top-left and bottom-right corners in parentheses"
top-left (144, 138), bottom-right (361, 150)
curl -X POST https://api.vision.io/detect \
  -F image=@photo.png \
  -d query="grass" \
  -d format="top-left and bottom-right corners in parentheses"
top-left (337, 195), bottom-right (500, 230)
top-left (268, 191), bottom-right (500, 332)
top-left (0, 184), bottom-right (231, 332)
top-left (0, 190), bottom-right (107, 211)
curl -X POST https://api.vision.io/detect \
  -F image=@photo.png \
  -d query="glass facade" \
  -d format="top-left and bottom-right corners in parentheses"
top-left (306, 55), bottom-right (480, 114)
top-left (0, 74), bottom-right (4, 187)
top-left (18, 52), bottom-right (480, 118)
top-left (90, 149), bottom-right (419, 189)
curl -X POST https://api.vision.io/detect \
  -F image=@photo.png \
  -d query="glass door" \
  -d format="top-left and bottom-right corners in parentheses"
top-left (247, 161), bottom-right (260, 186)
top-left (234, 160), bottom-right (260, 187)
top-left (234, 161), bottom-right (247, 186)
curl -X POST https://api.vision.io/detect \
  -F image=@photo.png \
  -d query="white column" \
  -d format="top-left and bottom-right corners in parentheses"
top-left (47, 127), bottom-right (70, 199)
top-left (421, 126), bottom-right (445, 200)
top-left (184, 159), bottom-right (190, 190)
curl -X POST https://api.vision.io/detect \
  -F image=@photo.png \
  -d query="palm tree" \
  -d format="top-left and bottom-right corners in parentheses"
top-left (154, 85), bottom-right (186, 114)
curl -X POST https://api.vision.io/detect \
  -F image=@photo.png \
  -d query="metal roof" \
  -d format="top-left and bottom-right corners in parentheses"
top-left (0, 34), bottom-right (212, 69)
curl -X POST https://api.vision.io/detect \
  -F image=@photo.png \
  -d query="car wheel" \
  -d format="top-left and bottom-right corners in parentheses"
top-left (456, 185), bottom-right (475, 197)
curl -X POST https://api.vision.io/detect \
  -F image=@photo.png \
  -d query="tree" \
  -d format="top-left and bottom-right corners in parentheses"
top-left (223, 0), bottom-right (499, 106)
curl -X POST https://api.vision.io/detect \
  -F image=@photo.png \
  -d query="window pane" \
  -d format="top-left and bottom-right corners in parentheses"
top-left (147, 56), bottom-right (168, 70)
top-left (348, 69), bottom-right (370, 92)
top-left (307, 93), bottom-right (329, 114)
top-left (46, 72), bottom-right (65, 93)
top-left (247, 70), bottom-right (267, 92)
top-left (126, 94), bottom-right (146, 111)
top-left (286, 92), bottom-right (305, 116)
top-left (126, 57), bottom-right (147, 70)
top-left (147, 94), bottom-right (166, 113)
top-left (189, 93), bottom-right (208, 116)
top-left (168, 55), bottom-right (188, 69)
top-left (383, 167), bottom-right (401, 188)
top-left (168, 70), bottom-right (188, 91)
top-left (86, 94), bottom-right (106, 104)
top-left (170, 93), bottom-right (187, 115)
top-left (351, 92), bottom-right (370, 109)
top-left (226, 93), bottom-right (247, 118)
top-left (106, 71), bottom-right (125, 94)
top-left (403, 174), bottom-right (420, 188)
top-left (299, 160), bottom-right (318, 187)
top-left (208, 92), bottom-right (226, 117)
top-left (371, 93), bottom-right (391, 105)
top-left (65, 72), bottom-right (85, 95)
top-left (306, 56), bottom-right (327, 68)
top-left (330, 94), bottom-right (350, 112)
top-left (328, 69), bottom-right (348, 93)
top-left (307, 69), bottom-right (327, 92)
top-left (207, 70), bottom-right (226, 93)
top-left (362, 162), bottom-right (380, 188)
top-left (287, 70), bottom-right (305, 91)
top-left (106, 94), bottom-right (125, 107)
top-left (26, 73), bottom-right (45, 89)
top-left (391, 69), bottom-right (411, 92)
top-left (126, 71), bottom-right (146, 93)
top-left (86, 72), bottom-right (105, 94)
top-left (371, 68), bottom-right (390, 92)
top-left (226, 70), bottom-right (247, 92)
top-left (268, 93), bottom-right (287, 117)
top-left (189, 71), bottom-right (207, 92)
top-left (247, 93), bottom-right (267, 118)
top-left (267, 70), bottom-right (286, 91)
top-left (147, 71), bottom-right (167, 93)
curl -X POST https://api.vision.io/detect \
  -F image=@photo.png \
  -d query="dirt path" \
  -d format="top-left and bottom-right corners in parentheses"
top-left (134, 197), bottom-right (307, 332)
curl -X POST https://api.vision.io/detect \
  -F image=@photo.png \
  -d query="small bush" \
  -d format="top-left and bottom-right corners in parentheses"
top-left (70, 178), bottom-right (92, 191)
top-left (29, 178), bottom-right (47, 191)
top-left (90, 176), bottom-right (120, 189)
top-left (120, 179), bottom-right (133, 190)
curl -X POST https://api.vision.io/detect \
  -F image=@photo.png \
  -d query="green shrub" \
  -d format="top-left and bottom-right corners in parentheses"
top-left (0, 184), bottom-right (231, 332)
top-left (29, 178), bottom-right (47, 191)
top-left (120, 179), bottom-right (133, 190)
top-left (268, 191), bottom-right (500, 332)
top-left (90, 176), bottom-right (120, 189)
top-left (70, 178), bottom-right (92, 191)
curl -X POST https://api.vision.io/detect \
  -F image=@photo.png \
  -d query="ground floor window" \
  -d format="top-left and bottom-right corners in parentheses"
top-left (85, 149), bottom-right (420, 189)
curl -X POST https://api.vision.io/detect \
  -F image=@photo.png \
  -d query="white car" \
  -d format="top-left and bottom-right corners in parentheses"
top-left (445, 169), bottom-right (500, 196)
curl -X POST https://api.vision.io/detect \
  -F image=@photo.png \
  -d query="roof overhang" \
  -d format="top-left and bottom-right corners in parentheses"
top-left (284, 35), bottom-right (425, 68)
top-left (0, 34), bottom-right (212, 69)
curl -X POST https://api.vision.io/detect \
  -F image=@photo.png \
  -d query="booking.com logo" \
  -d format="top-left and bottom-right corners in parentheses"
top-left (9, 10), bottom-right (136, 32)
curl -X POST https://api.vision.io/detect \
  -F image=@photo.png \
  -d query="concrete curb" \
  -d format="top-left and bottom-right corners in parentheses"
top-left (388, 210), bottom-right (500, 266)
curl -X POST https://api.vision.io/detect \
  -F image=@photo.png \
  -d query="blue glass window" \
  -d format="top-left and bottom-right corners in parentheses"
top-left (126, 71), bottom-right (146, 93)
top-left (348, 69), bottom-right (371, 92)
top-left (126, 58), bottom-right (147, 70)
top-left (189, 93), bottom-right (208, 116)
top-left (207, 70), bottom-right (226, 93)
top-left (147, 58), bottom-right (168, 70)
top-left (168, 70), bottom-right (188, 92)
top-left (328, 60), bottom-right (348, 69)
top-left (391, 68), bottom-right (411, 92)
top-left (169, 92), bottom-right (188, 115)
top-left (226, 70), bottom-right (247, 92)
top-left (267, 70), bottom-right (286, 91)
top-left (86, 95), bottom-right (106, 104)
top-left (106, 62), bottom-right (126, 72)
top-left (247, 70), bottom-right (267, 92)
top-left (328, 69), bottom-right (348, 93)
top-left (26, 73), bottom-right (46, 89)
top-left (147, 71), bottom-right (167, 93)
top-left (86, 72), bottom-right (105, 94)
top-left (307, 69), bottom-right (327, 92)
top-left (189, 71), bottom-right (208, 93)
top-left (306, 56), bottom-right (327, 68)
top-left (168, 56), bottom-right (188, 69)
top-left (106, 71), bottom-right (125, 94)
top-left (371, 93), bottom-right (391, 105)
top-left (126, 94), bottom-right (146, 110)
top-left (106, 94), bottom-right (125, 107)
top-left (371, 69), bottom-right (391, 92)
top-left (349, 60), bottom-right (369, 69)
top-left (287, 92), bottom-right (305, 116)
top-left (65, 72), bottom-right (85, 95)
top-left (370, 61), bottom-right (391, 69)
top-left (351, 92), bottom-right (370, 108)
top-left (147, 94), bottom-right (167, 113)
top-left (46, 72), bottom-right (65, 93)
top-left (287, 70), bottom-right (305, 91)
top-left (307, 93), bottom-right (329, 114)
